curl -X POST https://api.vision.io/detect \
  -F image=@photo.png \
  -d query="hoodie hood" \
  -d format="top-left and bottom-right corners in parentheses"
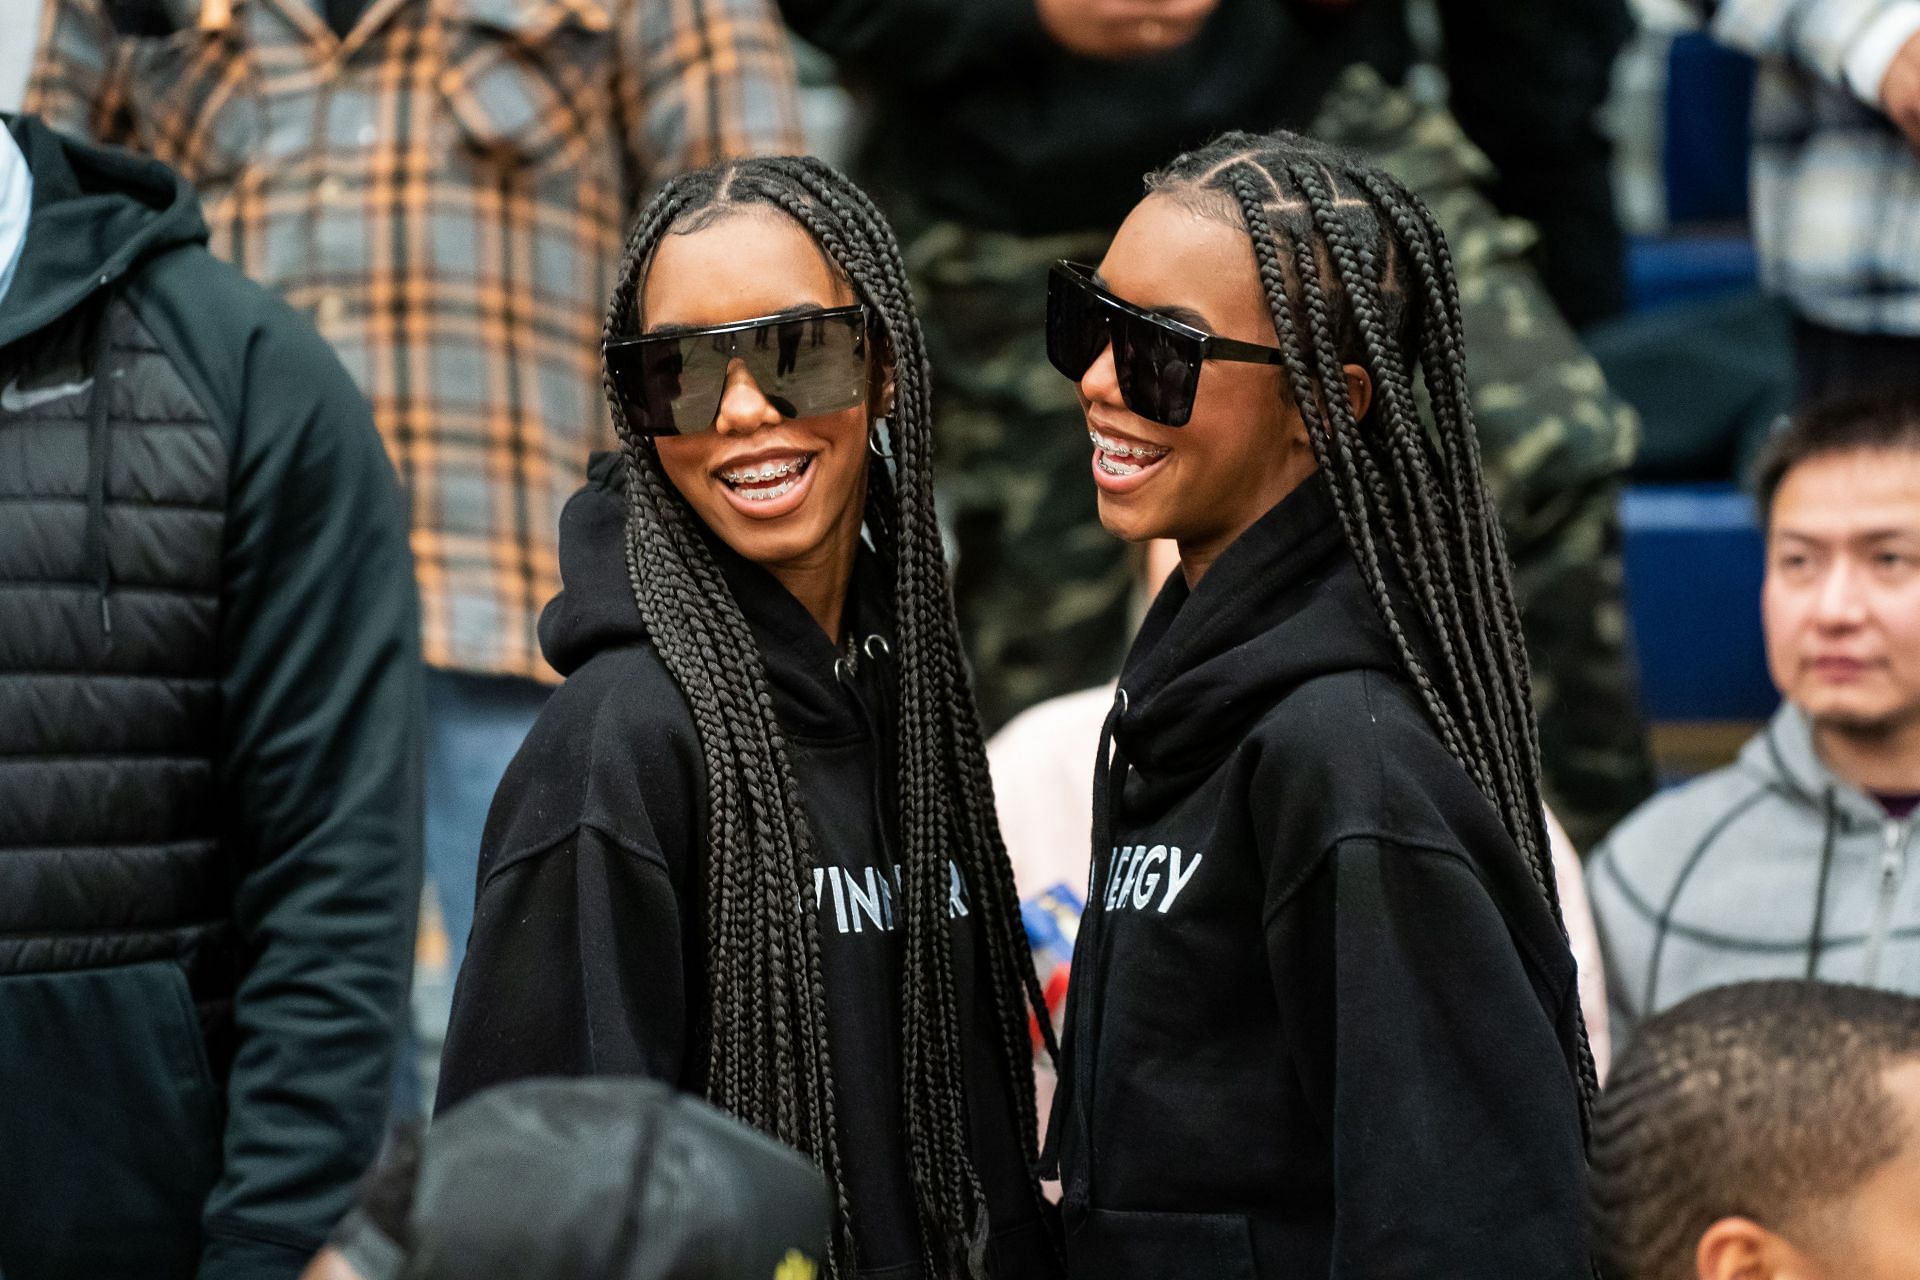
top-left (1113, 474), bottom-right (1401, 784)
top-left (0, 114), bottom-right (208, 349)
top-left (539, 452), bottom-right (894, 743)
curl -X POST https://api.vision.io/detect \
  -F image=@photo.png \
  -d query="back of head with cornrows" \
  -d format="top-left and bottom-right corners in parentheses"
top-left (600, 156), bottom-right (1052, 1279)
top-left (1148, 130), bottom-right (1599, 1136)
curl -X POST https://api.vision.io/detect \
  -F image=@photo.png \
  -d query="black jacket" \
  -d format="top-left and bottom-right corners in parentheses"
top-left (438, 455), bottom-right (1056, 1280)
top-left (782, 0), bottom-right (1631, 324)
top-left (0, 115), bottom-right (422, 1280)
top-left (1050, 477), bottom-right (1589, 1278)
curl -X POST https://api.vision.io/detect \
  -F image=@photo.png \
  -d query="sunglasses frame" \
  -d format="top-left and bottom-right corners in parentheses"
top-left (605, 303), bottom-right (873, 437)
top-left (1048, 260), bottom-right (1287, 427)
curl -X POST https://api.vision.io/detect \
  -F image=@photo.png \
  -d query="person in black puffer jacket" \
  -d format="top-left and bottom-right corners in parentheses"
top-left (0, 113), bottom-right (422, 1280)
top-left (437, 157), bottom-right (1060, 1280)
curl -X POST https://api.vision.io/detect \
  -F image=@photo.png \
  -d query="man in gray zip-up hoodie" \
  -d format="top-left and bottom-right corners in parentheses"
top-left (1591, 392), bottom-right (1920, 1041)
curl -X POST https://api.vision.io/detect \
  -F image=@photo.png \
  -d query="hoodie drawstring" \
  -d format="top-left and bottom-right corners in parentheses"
top-left (1806, 788), bottom-right (1839, 980)
top-left (83, 305), bottom-right (116, 641)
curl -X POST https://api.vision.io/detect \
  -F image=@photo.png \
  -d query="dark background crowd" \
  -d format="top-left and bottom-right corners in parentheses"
top-left (4, 0), bottom-right (1920, 1277)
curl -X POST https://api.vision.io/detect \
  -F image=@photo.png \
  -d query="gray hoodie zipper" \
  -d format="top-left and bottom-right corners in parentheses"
top-left (1864, 817), bottom-right (1912, 986)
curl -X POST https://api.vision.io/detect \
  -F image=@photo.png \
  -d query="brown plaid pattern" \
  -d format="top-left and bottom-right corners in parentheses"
top-left (28, 0), bottom-right (802, 679)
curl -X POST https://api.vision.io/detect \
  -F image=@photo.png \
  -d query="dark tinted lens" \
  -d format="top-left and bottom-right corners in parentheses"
top-left (1046, 267), bottom-right (1107, 380)
top-left (607, 311), bottom-right (866, 435)
top-left (1113, 312), bottom-right (1201, 427)
top-left (606, 333), bottom-right (728, 436)
top-left (734, 312), bottom-right (868, 421)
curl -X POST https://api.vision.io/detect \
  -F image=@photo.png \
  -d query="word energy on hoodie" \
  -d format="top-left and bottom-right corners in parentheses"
top-left (1049, 477), bottom-right (1591, 1280)
top-left (437, 455), bottom-right (1052, 1279)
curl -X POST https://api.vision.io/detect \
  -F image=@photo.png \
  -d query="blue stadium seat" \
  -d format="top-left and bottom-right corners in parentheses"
top-left (1620, 484), bottom-right (1778, 721)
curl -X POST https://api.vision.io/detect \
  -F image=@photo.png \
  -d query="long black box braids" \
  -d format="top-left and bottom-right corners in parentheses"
top-left (600, 156), bottom-right (1054, 1280)
top-left (1147, 131), bottom-right (1601, 1144)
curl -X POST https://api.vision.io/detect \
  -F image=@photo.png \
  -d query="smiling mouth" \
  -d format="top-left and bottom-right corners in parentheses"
top-left (1089, 427), bottom-right (1171, 478)
top-left (717, 454), bottom-right (815, 503)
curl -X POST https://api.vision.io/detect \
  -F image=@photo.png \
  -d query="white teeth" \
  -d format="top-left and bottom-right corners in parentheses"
top-left (734, 474), bottom-right (802, 501)
top-left (1096, 453), bottom-right (1150, 477)
top-left (1088, 428), bottom-right (1169, 463)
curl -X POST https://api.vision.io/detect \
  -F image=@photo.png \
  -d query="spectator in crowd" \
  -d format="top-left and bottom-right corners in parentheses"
top-left (438, 157), bottom-right (1058, 1278)
top-left (1711, 0), bottom-right (1920, 404)
top-left (1589, 980), bottom-right (1920, 1280)
top-left (24, 0), bottom-right (804, 1105)
top-left (987, 538), bottom-right (1615, 1129)
top-left (302, 1080), bottom-right (831, 1280)
top-left (0, 113), bottom-right (420, 1280)
top-left (1590, 392), bottom-right (1920, 1040)
top-left (782, 0), bottom-right (1652, 850)
top-left (1045, 130), bottom-right (1591, 1275)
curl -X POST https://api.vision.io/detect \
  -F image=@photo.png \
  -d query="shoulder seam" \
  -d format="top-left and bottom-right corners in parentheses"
top-left (481, 819), bottom-right (674, 888)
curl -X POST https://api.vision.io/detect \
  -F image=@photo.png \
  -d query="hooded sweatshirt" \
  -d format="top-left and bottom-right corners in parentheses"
top-left (1049, 476), bottom-right (1590, 1279)
top-left (0, 115), bottom-right (421, 1279)
top-left (437, 454), bottom-right (1057, 1280)
top-left (1588, 703), bottom-right (1920, 1041)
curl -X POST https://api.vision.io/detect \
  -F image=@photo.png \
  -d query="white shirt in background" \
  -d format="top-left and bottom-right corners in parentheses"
top-left (0, 0), bottom-right (45, 114)
top-left (0, 124), bottom-right (32, 310)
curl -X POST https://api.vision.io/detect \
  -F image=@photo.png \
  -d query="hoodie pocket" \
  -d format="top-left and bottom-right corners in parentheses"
top-left (0, 961), bottom-right (224, 1277)
top-left (1067, 1208), bottom-right (1257, 1280)
top-left (436, 0), bottom-right (613, 173)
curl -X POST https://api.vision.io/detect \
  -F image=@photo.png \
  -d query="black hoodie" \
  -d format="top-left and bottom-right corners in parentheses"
top-left (1050, 477), bottom-right (1589, 1278)
top-left (438, 455), bottom-right (1057, 1280)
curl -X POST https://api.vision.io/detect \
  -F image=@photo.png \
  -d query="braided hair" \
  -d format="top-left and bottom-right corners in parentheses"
top-left (600, 156), bottom-right (1053, 1279)
top-left (1145, 131), bottom-right (1600, 1137)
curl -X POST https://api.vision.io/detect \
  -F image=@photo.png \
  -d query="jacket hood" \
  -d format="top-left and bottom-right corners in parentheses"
top-left (1113, 474), bottom-right (1402, 782)
top-left (1737, 702), bottom-right (1896, 834)
top-left (0, 114), bottom-right (208, 348)
top-left (539, 452), bottom-right (893, 743)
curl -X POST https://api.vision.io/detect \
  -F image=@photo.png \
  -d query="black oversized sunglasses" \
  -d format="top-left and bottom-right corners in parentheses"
top-left (605, 305), bottom-right (871, 437)
top-left (1046, 260), bottom-right (1285, 428)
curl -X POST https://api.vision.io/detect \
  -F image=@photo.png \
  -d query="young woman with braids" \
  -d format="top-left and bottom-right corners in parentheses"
top-left (1042, 130), bottom-right (1595, 1276)
top-left (436, 156), bottom-right (1060, 1280)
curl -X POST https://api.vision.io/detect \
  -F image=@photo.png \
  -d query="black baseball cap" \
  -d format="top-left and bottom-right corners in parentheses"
top-left (329, 1078), bottom-right (830, 1280)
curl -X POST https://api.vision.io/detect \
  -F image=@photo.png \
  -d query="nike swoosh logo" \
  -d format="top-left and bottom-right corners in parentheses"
top-left (0, 376), bottom-right (95, 413)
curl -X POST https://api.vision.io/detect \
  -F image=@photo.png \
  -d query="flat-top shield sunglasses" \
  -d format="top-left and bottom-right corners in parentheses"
top-left (606, 305), bottom-right (871, 437)
top-left (1046, 260), bottom-right (1285, 428)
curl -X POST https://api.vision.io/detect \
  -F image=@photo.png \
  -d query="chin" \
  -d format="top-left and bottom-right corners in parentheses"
top-left (1095, 493), bottom-right (1168, 545)
top-left (1801, 692), bottom-right (1910, 737)
top-left (712, 517), bottom-right (831, 569)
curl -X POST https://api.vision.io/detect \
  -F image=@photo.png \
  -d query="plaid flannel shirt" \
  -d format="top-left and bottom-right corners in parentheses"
top-left (28, 0), bottom-right (802, 679)
top-left (1715, 0), bottom-right (1920, 336)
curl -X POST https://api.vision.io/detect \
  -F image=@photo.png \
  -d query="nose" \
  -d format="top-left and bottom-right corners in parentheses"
top-left (713, 359), bottom-right (783, 435)
top-left (1812, 557), bottom-right (1869, 630)
top-left (1079, 341), bottom-right (1125, 410)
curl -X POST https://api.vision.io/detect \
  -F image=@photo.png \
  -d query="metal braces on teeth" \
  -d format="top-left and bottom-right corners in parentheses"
top-left (1088, 429), bottom-right (1168, 462)
top-left (723, 457), bottom-right (808, 484)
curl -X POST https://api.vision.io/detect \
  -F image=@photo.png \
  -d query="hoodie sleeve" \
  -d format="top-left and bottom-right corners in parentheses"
top-left (1265, 838), bottom-right (1590, 1279)
top-left (192, 282), bottom-right (423, 1277)
top-left (436, 817), bottom-right (690, 1112)
top-left (435, 660), bottom-right (699, 1116)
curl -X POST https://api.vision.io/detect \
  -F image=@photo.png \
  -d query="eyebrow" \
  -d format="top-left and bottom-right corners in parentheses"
top-left (1090, 269), bottom-right (1214, 332)
top-left (642, 303), bottom-right (827, 338)
top-left (1773, 529), bottom-right (1920, 545)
